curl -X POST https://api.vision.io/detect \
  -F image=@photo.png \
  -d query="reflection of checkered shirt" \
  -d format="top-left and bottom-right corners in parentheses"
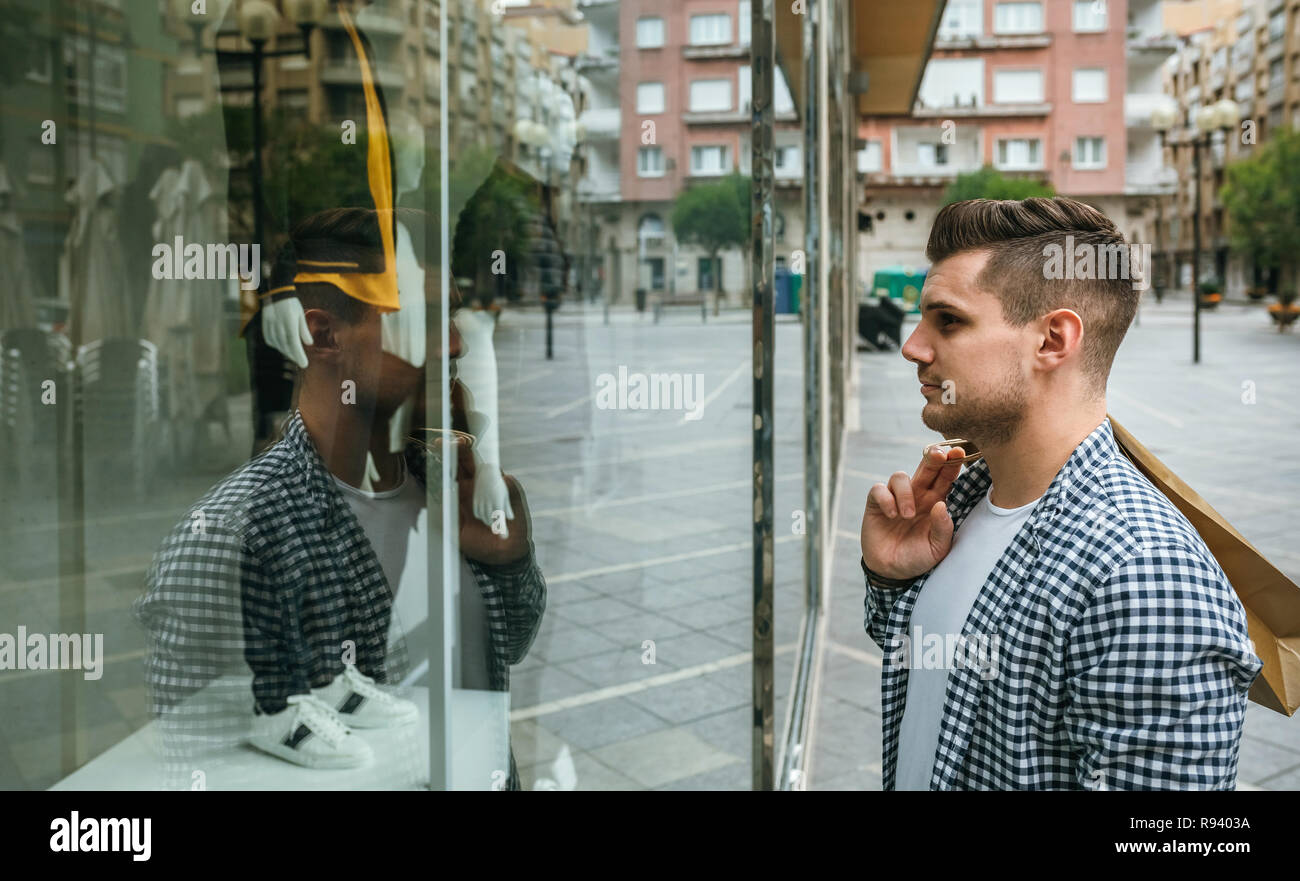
top-left (135, 411), bottom-right (545, 788)
top-left (863, 417), bottom-right (1262, 790)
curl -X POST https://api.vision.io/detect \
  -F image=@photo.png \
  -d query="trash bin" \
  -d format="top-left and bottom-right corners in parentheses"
top-left (635, 288), bottom-right (647, 312)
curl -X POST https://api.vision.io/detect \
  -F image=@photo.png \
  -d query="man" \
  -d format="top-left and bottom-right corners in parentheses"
top-left (136, 207), bottom-right (545, 789)
top-left (859, 197), bottom-right (1261, 790)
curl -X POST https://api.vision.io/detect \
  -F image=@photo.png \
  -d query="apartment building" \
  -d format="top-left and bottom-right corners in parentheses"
top-left (1160, 0), bottom-right (1300, 296)
top-left (575, 0), bottom-right (803, 303)
top-left (855, 0), bottom-right (1174, 287)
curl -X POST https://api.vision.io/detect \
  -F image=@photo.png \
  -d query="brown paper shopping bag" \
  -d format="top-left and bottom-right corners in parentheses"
top-left (1110, 415), bottom-right (1300, 716)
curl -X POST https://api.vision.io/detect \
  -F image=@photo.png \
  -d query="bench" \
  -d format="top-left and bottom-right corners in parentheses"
top-left (653, 294), bottom-right (708, 323)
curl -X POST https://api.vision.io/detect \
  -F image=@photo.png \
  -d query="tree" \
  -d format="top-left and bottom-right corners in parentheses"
top-left (1221, 126), bottom-right (1300, 308)
top-left (941, 165), bottom-right (1055, 205)
top-left (672, 172), bottom-right (750, 307)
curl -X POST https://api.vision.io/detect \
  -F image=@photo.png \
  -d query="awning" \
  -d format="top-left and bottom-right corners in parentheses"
top-left (775, 0), bottom-right (945, 118)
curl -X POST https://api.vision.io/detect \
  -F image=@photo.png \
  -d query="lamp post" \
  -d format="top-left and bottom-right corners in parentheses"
top-left (1152, 97), bottom-right (1239, 364)
top-left (175, 0), bottom-right (326, 450)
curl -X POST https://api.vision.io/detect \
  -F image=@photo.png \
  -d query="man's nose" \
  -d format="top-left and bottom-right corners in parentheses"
top-left (901, 323), bottom-right (928, 365)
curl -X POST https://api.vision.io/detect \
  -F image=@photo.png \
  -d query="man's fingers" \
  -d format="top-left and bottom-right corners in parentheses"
top-left (887, 472), bottom-right (915, 519)
top-left (866, 482), bottom-right (899, 519)
top-left (913, 444), bottom-right (965, 488)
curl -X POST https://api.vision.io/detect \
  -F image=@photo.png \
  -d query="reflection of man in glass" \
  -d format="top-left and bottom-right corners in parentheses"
top-left (136, 207), bottom-right (545, 789)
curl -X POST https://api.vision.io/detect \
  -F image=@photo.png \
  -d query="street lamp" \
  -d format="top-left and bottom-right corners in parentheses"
top-left (175, 0), bottom-right (326, 450)
top-left (1153, 96), bottom-right (1239, 364)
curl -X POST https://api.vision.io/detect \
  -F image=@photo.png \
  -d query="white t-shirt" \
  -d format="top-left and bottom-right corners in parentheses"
top-left (894, 487), bottom-right (1041, 790)
top-left (332, 462), bottom-right (491, 690)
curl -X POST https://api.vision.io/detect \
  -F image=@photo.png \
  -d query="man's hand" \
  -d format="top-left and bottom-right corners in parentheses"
top-left (861, 445), bottom-right (966, 581)
top-left (457, 458), bottom-right (529, 566)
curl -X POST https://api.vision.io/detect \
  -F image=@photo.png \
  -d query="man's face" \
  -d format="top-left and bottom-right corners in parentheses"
top-left (900, 250), bottom-right (1031, 447)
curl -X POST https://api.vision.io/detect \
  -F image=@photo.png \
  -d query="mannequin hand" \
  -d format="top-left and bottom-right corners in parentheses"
top-left (458, 468), bottom-right (527, 566)
top-left (471, 461), bottom-right (515, 537)
top-left (261, 297), bottom-right (312, 369)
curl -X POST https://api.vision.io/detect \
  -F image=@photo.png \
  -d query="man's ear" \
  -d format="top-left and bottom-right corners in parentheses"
top-left (302, 309), bottom-right (343, 362)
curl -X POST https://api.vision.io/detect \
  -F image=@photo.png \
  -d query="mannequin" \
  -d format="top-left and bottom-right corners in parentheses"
top-left (259, 111), bottom-right (513, 531)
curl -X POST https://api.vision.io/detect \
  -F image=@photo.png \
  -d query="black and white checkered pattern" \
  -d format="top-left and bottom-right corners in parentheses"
top-left (863, 417), bottom-right (1262, 790)
top-left (135, 411), bottom-right (545, 789)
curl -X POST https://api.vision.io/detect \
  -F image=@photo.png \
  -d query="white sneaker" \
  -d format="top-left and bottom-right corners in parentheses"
top-left (247, 694), bottom-right (373, 769)
top-left (313, 665), bottom-right (418, 729)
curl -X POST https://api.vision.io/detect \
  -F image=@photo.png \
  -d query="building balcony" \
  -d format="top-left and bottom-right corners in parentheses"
top-left (683, 109), bottom-right (748, 125)
top-left (1126, 92), bottom-right (1176, 128)
top-left (575, 47), bottom-right (619, 72)
top-left (577, 172), bottom-right (621, 203)
top-left (913, 101), bottom-right (1051, 118)
top-left (1126, 30), bottom-right (1179, 53)
top-left (577, 107), bottom-right (620, 139)
top-left (321, 60), bottom-right (405, 90)
top-left (1267, 81), bottom-right (1285, 107)
top-left (1266, 40), bottom-right (1285, 62)
top-left (683, 43), bottom-right (749, 60)
top-left (1125, 162), bottom-right (1177, 195)
top-left (931, 34), bottom-right (1051, 50)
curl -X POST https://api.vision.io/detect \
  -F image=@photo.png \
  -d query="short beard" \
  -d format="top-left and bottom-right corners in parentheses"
top-left (920, 362), bottom-right (1028, 448)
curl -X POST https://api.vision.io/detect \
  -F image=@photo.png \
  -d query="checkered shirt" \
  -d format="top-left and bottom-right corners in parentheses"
top-left (135, 411), bottom-right (545, 788)
top-left (863, 417), bottom-right (1262, 790)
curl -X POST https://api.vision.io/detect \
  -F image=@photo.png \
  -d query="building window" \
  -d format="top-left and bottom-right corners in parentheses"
top-left (995, 137), bottom-right (1042, 169)
top-left (1072, 68), bottom-right (1107, 102)
top-left (739, 1), bottom-right (752, 45)
top-left (857, 140), bottom-right (883, 172)
top-left (918, 58), bottom-right (985, 108)
top-left (916, 142), bottom-right (949, 167)
top-left (939, 0), bottom-right (983, 39)
top-left (637, 146), bottom-right (665, 177)
top-left (638, 213), bottom-right (665, 247)
top-left (1074, 136), bottom-right (1106, 169)
top-left (689, 78), bottom-right (733, 112)
top-left (739, 65), bottom-right (752, 109)
top-left (636, 17), bottom-right (665, 48)
top-left (637, 82), bottom-right (665, 114)
top-left (774, 212), bottom-right (786, 244)
top-left (774, 145), bottom-right (801, 176)
top-left (993, 1), bottom-right (1043, 34)
top-left (689, 13), bottom-right (731, 46)
top-left (993, 68), bottom-right (1044, 103)
top-left (1268, 10), bottom-right (1285, 42)
top-left (646, 257), bottom-right (666, 290)
top-left (698, 256), bottom-right (717, 290)
top-left (690, 145), bottom-right (731, 175)
top-left (1072, 0), bottom-right (1106, 32)
top-left (26, 135), bottom-right (54, 184)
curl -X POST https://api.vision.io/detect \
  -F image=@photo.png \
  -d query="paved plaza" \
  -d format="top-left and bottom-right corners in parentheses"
top-left (1, 291), bottom-right (1295, 789)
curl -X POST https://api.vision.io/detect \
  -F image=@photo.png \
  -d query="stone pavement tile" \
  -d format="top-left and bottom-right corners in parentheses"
top-left (517, 748), bottom-right (645, 791)
top-left (688, 704), bottom-right (752, 757)
top-left (559, 644), bottom-right (677, 689)
top-left (655, 760), bottom-right (750, 790)
top-left (591, 726), bottom-right (741, 788)
top-left (621, 582), bottom-right (716, 611)
top-left (532, 697), bottom-right (671, 752)
top-left (813, 766), bottom-right (883, 791)
top-left (1243, 703), bottom-right (1300, 752)
top-left (576, 569), bottom-right (674, 592)
top-left (526, 623), bottom-right (620, 664)
top-left (1254, 763), bottom-right (1300, 791)
top-left (647, 630), bottom-right (744, 668)
top-left (661, 598), bottom-right (746, 630)
top-left (625, 675), bottom-right (747, 725)
top-left (544, 581), bottom-right (604, 607)
top-left (509, 666), bottom-right (599, 707)
top-left (579, 611), bottom-right (695, 647)
top-left (818, 655), bottom-right (882, 711)
top-left (1235, 735), bottom-right (1300, 786)
top-left (551, 596), bottom-right (644, 627)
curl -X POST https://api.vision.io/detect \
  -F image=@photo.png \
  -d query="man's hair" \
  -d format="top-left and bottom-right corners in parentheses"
top-left (925, 197), bottom-right (1140, 393)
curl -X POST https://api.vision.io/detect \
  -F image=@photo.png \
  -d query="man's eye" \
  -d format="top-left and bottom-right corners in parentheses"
top-left (938, 313), bottom-right (958, 328)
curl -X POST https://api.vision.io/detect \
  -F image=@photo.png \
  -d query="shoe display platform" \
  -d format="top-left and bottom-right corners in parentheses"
top-left (50, 678), bottom-right (509, 791)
